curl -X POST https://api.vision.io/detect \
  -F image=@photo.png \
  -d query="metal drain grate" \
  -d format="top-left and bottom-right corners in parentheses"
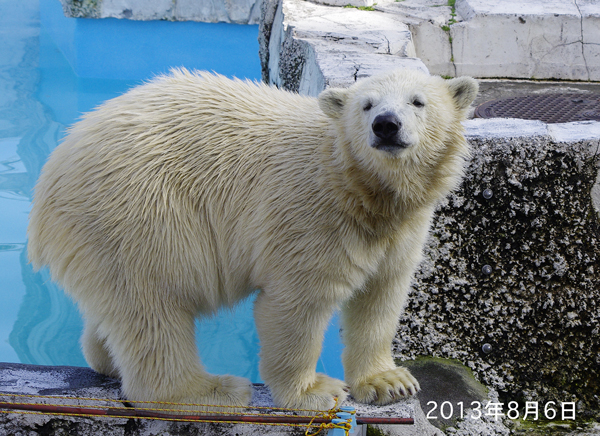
top-left (474, 93), bottom-right (600, 124)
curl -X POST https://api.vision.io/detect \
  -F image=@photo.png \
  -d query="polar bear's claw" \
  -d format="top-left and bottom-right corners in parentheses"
top-left (350, 367), bottom-right (420, 405)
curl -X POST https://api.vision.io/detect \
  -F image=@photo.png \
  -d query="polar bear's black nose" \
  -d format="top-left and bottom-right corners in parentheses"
top-left (372, 114), bottom-right (401, 140)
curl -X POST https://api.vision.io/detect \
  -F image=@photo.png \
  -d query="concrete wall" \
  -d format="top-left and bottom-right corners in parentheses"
top-left (450, 0), bottom-right (600, 81)
top-left (381, 0), bottom-right (600, 81)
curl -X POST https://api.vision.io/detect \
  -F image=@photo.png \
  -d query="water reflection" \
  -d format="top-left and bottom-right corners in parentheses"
top-left (12, 248), bottom-right (86, 366)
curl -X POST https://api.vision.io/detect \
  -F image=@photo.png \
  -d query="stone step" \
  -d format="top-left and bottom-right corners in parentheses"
top-left (450, 0), bottom-right (600, 81)
top-left (261, 0), bottom-right (427, 95)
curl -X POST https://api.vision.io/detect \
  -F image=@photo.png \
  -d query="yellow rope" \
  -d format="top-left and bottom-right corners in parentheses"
top-left (304, 397), bottom-right (350, 436)
top-left (305, 418), bottom-right (350, 436)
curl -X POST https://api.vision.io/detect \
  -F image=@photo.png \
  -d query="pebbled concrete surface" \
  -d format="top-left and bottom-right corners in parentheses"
top-left (395, 118), bottom-right (600, 429)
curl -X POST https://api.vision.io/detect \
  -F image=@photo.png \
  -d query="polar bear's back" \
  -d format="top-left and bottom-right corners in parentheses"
top-left (28, 70), bottom-right (331, 311)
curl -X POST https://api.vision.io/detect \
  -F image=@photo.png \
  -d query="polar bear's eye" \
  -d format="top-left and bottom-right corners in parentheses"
top-left (363, 101), bottom-right (373, 111)
top-left (412, 98), bottom-right (425, 108)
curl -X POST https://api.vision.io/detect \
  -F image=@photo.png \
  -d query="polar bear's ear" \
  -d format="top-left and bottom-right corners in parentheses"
top-left (318, 88), bottom-right (349, 118)
top-left (447, 77), bottom-right (479, 110)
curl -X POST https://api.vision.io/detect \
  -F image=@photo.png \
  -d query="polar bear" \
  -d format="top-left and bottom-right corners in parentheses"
top-left (28, 68), bottom-right (478, 411)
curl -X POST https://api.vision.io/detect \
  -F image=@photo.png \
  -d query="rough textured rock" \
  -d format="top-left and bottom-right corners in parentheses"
top-left (394, 119), bottom-right (600, 421)
top-left (58, 0), bottom-right (263, 24)
top-left (451, 0), bottom-right (595, 80)
top-left (374, 0), bottom-right (456, 77)
top-left (259, 0), bottom-right (427, 95)
top-left (374, 0), bottom-right (600, 81)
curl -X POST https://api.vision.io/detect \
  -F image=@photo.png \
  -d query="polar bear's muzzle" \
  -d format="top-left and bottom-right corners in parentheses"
top-left (370, 112), bottom-right (410, 154)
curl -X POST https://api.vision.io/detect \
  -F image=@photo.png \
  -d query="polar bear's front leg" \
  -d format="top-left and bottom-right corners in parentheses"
top-left (341, 274), bottom-right (420, 405)
top-left (254, 291), bottom-right (349, 410)
top-left (341, 238), bottom-right (425, 405)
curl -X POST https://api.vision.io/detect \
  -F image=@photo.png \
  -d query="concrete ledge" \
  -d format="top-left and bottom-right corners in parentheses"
top-left (464, 117), bottom-right (600, 141)
top-left (465, 117), bottom-right (600, 221)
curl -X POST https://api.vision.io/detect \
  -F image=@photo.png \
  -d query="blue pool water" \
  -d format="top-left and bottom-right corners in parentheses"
top-left (1, 0), bottom-right (343, 383)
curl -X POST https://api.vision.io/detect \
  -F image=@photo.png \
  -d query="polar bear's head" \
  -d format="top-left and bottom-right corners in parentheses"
top-left (317, 68), bottom-right (478, 204)
top-left (318, 69), bottom-right (478, 159)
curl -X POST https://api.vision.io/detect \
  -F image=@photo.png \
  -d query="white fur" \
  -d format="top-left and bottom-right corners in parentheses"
top-left (28, 68), bottom-right (478, 411)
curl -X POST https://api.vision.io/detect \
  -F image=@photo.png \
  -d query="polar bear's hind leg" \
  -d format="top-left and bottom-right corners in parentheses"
top-left (96, 300), bottom-right (252, 412)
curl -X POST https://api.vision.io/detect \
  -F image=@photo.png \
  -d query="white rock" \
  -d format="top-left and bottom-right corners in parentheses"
top-left (311, 0), bottom-right (375, 7)
top-left (409, 20), bottom-right (454, 77)
top-left (61, 0), bottom-right (262, 23)
top-left (547, 120), bottom-right (600, 143)
top-left (364, 0), bottom-right (600, 81)
top-left (265, 0), bottom-right (426, 94)
top-left (455, 0), bottom-right (578, 19)
top-left (580, 1), bottom-right (600, 82)
top-left (374, 0), bottom-right (456, 77)
top-left (377, 0), bottom-right (455, 26)
top-left (463, 118), bottom-right (549, 139)
top-left (101, 0), bottom-right (173, 20)
top-left (451, 0), bottom-right (597, 80)
top-left (175, 0), bottom-right (262, 24)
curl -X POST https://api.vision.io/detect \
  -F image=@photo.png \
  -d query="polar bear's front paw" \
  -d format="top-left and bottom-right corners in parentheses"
top-left (275, 373), bottom-right (349, 411)
top-left (350, 367), bottom-right (420, 405)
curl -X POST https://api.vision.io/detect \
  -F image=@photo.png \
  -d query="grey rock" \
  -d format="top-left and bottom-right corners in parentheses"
top-left (401, 358), bottom-right (488, 430)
